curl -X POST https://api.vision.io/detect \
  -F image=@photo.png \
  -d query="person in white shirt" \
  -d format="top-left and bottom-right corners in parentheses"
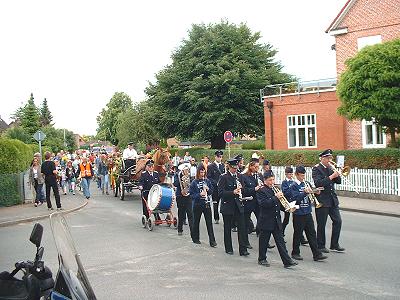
top-left (123, 142), bottom-right (138, 160)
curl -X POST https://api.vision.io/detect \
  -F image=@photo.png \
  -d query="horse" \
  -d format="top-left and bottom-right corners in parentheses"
top-left (133, 148), bottom-right (171, 183)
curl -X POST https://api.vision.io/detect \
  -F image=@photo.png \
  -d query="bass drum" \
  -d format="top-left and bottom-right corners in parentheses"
top-left (148, 184), bottom-right (175, 211)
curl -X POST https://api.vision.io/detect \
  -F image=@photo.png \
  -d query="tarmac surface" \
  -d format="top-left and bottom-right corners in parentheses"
top-left (0, 188), bottom-right (399, 227)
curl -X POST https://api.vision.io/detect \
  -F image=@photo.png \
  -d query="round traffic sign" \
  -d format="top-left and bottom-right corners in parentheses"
top-left (224, 131), bottom-right (233, 143)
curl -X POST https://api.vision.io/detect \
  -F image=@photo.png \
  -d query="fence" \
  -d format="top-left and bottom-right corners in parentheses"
top-left (271, 166), bottom-right (400, 196)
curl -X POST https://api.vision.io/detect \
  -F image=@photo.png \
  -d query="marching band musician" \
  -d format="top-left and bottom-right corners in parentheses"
top-left (312, 149), bottom-right (345, 253)
top-left (207, 150), bottom-right (225, 224)
top-left (189, 165), bottom-right (217, 247)
top-left (281, 167), bottom-right (308, 245)
top-left (173, 162), bottom-right (194, 237)
top-left (218, 158), bottom-right (249, 256)
top-left (138, 160), bottom-right (161, 220)
top-left (256, 170), bottom-right (297, 268)
top-left (289, 166), bottom-right (328, 262)
top-left (261, 159), bottom-right (271, 177)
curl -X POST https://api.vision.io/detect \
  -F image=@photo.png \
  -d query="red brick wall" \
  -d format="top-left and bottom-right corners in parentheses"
top-left (263, 91), bottom-right (347, 150)
top-left (335, 0), bottom-right (400, 75)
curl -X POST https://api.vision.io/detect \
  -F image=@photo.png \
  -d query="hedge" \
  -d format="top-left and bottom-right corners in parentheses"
top-left (0, 138), bottom-right (34, 206)
top-left (171, 148), bottom-right (400, 170)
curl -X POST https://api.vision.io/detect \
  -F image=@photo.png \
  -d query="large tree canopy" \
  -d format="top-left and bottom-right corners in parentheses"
top-left (146, 21), bottom-right (292, 148)
top-left (337, 39), bottom-right (400, 147)
top-left (96, 92), bottom-right (133, 145)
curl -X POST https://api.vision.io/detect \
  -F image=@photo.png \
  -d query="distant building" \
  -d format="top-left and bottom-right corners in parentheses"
top-left (0, 116), bottom-right (9, 133)
top-left (262, 0), bottom-right (400, 150)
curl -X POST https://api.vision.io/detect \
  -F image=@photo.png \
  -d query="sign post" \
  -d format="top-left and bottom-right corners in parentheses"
top-left (33, 130), bottom-right (46, 163)
top-left (223, 130), bottom-right (233, 159)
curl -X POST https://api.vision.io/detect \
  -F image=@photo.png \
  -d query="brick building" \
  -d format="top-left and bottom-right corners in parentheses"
top-left (262, 0), bottom-right (400, 150)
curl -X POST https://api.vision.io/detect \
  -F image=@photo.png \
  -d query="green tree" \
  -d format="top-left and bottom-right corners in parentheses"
top-left (96, 92), bottom-right (133, 145)
top-left (337, 39), bottom-right (400, 147)
top-left (116, 100), bottom-right (161, 148)
top-left (2, 126), bottom-right (31, 144)
top-left (145, 21), bottom-right (292, 149)
top-left (40, 98), bottom-right (53, 126)
top-left (41, 126), bottom-right (76, 153)
top-left (20, 93), bottom-right (40, 139)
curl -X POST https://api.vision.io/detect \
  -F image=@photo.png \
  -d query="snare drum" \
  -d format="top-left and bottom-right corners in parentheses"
top-left (148, 184), bottom-right (175, 211)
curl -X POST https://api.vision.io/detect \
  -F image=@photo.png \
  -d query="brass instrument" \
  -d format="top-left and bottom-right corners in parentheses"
top-left (304, 181), bottom-right (322, 208)
top-left (272, 185), bottom-right (296, 213)
top-left (328, 160), bottom-right (359, 194)
top-left (179, 168), bottom-right (191, 196)
top-left (201, 181), bottom-right (213, 207)
top-left (235, 176), bottom-right (244, 206)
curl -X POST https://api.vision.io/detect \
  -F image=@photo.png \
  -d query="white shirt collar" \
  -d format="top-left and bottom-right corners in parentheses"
top-left (294, 179), bottom-right (303, 185)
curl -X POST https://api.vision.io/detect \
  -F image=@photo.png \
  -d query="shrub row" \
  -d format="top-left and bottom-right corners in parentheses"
top-left (172, 148), bottom-right (400, 170)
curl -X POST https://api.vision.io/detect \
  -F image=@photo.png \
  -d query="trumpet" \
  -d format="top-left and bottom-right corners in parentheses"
top-left (271, 185), bottom-right (296, 213)
top-left (304, 181), bottom-right (322, 208)
top-left (328, 160), bottom-right (360, 194)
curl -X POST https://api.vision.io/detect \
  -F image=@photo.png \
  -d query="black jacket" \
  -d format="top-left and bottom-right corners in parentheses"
top-left (218, 172), bottom-right (244, 215)
top-left (207, 162), bottom-right (225, 188)
top-left (139, 171), bottom-right (161, 199)
top-left (256, 185), bottom-right (282, 231)
top-left (242, 173), bottom-right (261, 213)
top-left (312, 163), bottom-right (341, 207)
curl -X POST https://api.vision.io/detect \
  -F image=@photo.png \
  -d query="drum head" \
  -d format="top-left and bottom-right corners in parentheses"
top-left (148, 184), bottom-right (161, 210)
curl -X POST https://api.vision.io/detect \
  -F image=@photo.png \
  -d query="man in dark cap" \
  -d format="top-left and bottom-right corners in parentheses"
top-left (139, 160), bottom-right (161, 219)
top-left (218, 158), bottom-right (249, 256)
top-left (312, 149), bottom-right (345, 253)
top-left (289, 166), bottom-right (328, 262)
top-left (256, 170), bottom-right (297, 268)
top-left (207, 150), bottom-right (225, 224)
top-left (262, 159), bottom-right (271, 178)
top-left (234, 154), bottom-right (245, 173)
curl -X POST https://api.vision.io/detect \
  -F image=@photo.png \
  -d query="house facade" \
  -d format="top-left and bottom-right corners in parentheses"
top-left (262, 0), bottom-right (400, 150)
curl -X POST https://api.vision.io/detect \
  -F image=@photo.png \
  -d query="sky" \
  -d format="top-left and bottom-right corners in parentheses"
top-left (0, 0), bottom-right (348, 136)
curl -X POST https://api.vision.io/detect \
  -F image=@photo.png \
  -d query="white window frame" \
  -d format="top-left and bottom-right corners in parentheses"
top-left (361, 119), bottom-right (386, 148)
top-left (287, 114), bottom-right (317, 149)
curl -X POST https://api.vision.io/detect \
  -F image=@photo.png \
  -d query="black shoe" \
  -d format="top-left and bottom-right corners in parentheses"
top-left (284, 260), bottom-right (298, 268)
top-left (301, 239), bottom-right (309, 245)
top-left (330, 246), bottom-right (345, 252)
top-left (291, 254), bottom-right (303, 261)
top-left (214, 219), bottom-right (219, 224)
top-left (210, 242), bottom-right (217, 248)
top-left (258, 260), bottom-right (270, 267)
top-left (240, 251), bottom-right (250, 256)
top-left (313, 254), bottom-right (328, 261)
top-left (48, 207), bottom-right (54, 211)
top-left (267, 243), bottom-right (275, 249)
top-left (232, 227), bottom-right (237, 232)
top-left (192, 240), bottom-right (201, 244)
top-left (178, 231), bottom-right (183, 236)
top-left (226, 251), bottom-right (234, 255)
top-left (319, 247), bottom-right (330, 253)
top-left (246, 244), bottom-right (253, 249)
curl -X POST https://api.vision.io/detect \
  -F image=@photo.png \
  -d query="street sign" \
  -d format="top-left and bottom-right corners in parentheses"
top-left (33, 130), bottom-right (46, 142)
top-left (223, 130), bottom-right (233, 143)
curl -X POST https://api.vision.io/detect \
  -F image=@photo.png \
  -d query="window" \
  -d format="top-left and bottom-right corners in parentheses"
top-left (287, 114), bottom-right (317, 148)
top-left (361, 119), bottom-right (386, 148)
top-left (357, 35), bottom-right (381, 51)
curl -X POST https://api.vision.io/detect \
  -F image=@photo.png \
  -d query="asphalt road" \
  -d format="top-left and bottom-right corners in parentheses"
top-left (1, 188), bottom-right (399, 299)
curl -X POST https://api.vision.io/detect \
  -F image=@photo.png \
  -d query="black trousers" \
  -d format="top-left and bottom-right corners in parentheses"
top-left (45, 180), bottom-right (61, 209)
top-left (282, 211), bottom-right (290, 234)
top-left (292, 213), bottom-right (321, 258)
top-left (244, 212), bottom-right (252, 244)
top-left (192, 204), bottom-right (215, 244)
top-left (212, 189), bottom-right (220, 221)
top-left (222, 211), bottom-right (247, 254)
top-left (258, 226), bottom-right (292, 265)
top-left (315, 206), bottom-right (342, 249)
top-left (177, 195), bottom-right (193, 234)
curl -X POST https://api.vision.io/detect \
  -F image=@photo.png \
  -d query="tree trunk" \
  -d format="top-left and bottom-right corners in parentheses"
top-left (210, 135), bottom-right (226, 149)
top-left (389, 127), bottom-right (397, 148)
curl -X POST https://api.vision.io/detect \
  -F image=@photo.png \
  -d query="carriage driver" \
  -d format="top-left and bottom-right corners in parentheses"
top-left (122, 142), bottom-right (138, 172)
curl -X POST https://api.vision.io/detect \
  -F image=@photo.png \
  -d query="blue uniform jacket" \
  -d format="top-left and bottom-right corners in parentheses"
top-left (289, 180), bottom-right (313, 215)
top-left (139, 171), bottom-right (160, 199)
top-left (189, 178), bottom-right (214, 208)
top-left (312, 163), bottom-right (341, 207)
top-left (207, 162), bottom-right (225, 188)
top-left (242, 173), bottom-right (260, 213)
top-left (256, 185), bottom-right (283, 231)
top-left (218, 172), bottom-right (245, 215)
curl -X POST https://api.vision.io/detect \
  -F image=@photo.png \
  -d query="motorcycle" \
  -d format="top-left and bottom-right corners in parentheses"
top-left (0, 213), bottom-right (97, 300)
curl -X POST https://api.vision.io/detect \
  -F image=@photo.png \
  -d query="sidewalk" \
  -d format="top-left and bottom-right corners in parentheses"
top-left (339, 196), bottom-right (400, 218)
top-left (0, 192), bottom-right (88, 227)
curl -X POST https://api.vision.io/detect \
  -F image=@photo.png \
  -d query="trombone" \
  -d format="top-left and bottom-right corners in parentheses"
top-left (328, 160), bottom-right (360, 194)
top-left (304, 181), bottom-right (323, 208)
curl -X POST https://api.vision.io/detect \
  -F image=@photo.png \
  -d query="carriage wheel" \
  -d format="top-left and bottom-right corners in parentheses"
top-left (119, 181), bottom-right (125, 201)
top-left (147, 217), bottom-right (154, 231)
top-left (141, 215), bottom-right (147, 228)
top-left (173, 217), bottom-right (178, 228)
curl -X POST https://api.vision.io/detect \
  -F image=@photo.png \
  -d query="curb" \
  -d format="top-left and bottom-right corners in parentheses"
top-left (0, 201), bottom-right (89, 228)
top-left (340, 207), bottom-right (400, 218)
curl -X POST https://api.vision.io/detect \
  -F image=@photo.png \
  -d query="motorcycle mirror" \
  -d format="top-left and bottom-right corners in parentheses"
top-left (37, 246), bottom-right (44, 261)
top-left (29, 223), bottom-right (43, 248)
